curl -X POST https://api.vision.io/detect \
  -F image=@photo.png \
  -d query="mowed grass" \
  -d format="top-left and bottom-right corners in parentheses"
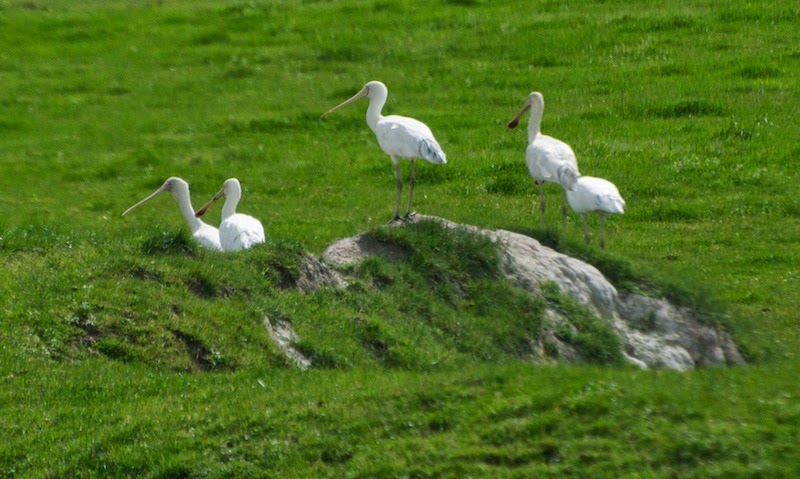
top-left (1, 0), bottom-right (799, 477)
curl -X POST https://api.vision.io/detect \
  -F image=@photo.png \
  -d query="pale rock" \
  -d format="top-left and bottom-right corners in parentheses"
top-left (263, 316), bottom-right (311, 370)
top-left (319, 215), bottom-right (744, 371)
top-left (296, 253), bottom-right (348, 292)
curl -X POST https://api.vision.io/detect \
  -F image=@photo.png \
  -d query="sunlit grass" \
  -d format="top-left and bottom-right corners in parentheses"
top-left (1, 0), bottom-right (799, 476)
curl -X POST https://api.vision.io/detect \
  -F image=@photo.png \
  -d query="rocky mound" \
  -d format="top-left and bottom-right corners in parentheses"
top-left (316, 215), bottom-right (744, 371)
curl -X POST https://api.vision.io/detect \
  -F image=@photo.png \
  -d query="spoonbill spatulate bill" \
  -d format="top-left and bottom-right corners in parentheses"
top-left (321, 80), bottom-right (447, 222)
top-left (121, 177), bottom-right (223, 252)
top-left (566, 176), bottom-right (625, 249)
top-left (195, 178), bottom-right (265, 252)
top-left (507, 91), bottom-right (580, 227)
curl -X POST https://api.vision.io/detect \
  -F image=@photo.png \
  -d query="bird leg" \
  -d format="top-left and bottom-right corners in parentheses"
top-left (537, 181), bottom-right (546, 226)
top-left (404, 159), bottom-right (417, 219)
top-left (392, 158), bottom-right (403, 222)
top-left (561, 188), bottom-right (569, 229)
top-left (580, 213), bottom-right (591, 245)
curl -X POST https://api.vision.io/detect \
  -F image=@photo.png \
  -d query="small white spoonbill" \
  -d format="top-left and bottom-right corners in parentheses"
top-left (321, 80), bottom-right (447, 222)
top-left (507, 91), bottom-right (580, 227)
top-left (121, 177), bottom-right (223, 252)
top-left (194, 178), bottom-right (265, 252)
top-left (566, 176), bottom-right (625, 249)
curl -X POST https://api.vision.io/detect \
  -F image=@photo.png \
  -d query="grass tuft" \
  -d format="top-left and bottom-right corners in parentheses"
top-left (540, 282), bottom-right (625, 365)
top-left (738, 65), bottom-right (782, 80)
top-left (138, 229), bottom-right (198, 256)
top-left (364, 219), bottom-right (501, 288)
top-left (252, 237), bottom-right (307, 289)
top-left (485, 162), bottom-right (532, 195)
top-left (636, 100), bottom-right (727, 119)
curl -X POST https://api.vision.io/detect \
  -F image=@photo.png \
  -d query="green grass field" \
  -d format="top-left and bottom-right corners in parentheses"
top-left (1, 0), bottom-right (799, 477)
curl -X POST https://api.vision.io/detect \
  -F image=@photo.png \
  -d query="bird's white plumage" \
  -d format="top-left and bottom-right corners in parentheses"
top-left (121, 177), bottom-right (223, 252)
top-left (526, 134), bottom-right (579, 188)
top-left (321, 80), bottom-right (446, 220)
top-left (195, 178), bottom-right (265, 252)
top-left (566, 176), bottom-right (625, 215)
top-left (375, 115), bottom-right (447, 165)
top-left (219, 213), bottom-right (265, 252)
top-left (508, 92), bottom-right (580, 226)
top-left (193, 222), bottom-right (224, 252)
top-left (566, 176), bottom-right (625, 248)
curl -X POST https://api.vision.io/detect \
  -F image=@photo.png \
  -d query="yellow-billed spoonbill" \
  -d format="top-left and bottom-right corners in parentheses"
top-left (321, 80), bottom-right (447, 222)
top-left (566, 176), bottom-right (625, 249)
top-left (194, 178), bottom-right (265, 252)
top-left (507, 91), bottom-right (580, 227)
top-left (121, 177), bottom-right (223, 252)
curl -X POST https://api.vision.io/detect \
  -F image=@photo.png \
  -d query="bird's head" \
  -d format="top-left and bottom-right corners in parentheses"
top-left (121, 177), bottom-right (186, 217)
top-left (162, 177), bottom-right (190, 195)
top-left (507, 92), bottom-right (544, 129)
top-left (195, 178), bottom-right (241, 218)
top-left (320, 80), bottom-right (387, 119)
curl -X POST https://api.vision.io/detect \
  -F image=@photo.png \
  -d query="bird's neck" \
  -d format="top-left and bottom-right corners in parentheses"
top-left (365, 92), bottom-right (387, 132)
top-left (172, 191), bottom-right (204, 233)
top-left (527, 107), bottom-right (543, 140)
top-left (221, 196), bottom-right (239, 221)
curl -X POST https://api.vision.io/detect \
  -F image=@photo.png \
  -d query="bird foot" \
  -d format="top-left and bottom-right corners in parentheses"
top-left (388, 212), bottom-right (417, 224)
top-left (403, 211), bottom-right (417, 220)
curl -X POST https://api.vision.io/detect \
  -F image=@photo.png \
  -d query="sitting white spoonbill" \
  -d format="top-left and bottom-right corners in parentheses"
top-left (194, 178), bottom-right (265, 252)
top-left (507, 91), bottom-right (580, 227)
top-left (321, 80), bottom-right (447, 222)
top-left (121, 177), bottom-right (223, 252)
top-left (566, 176), bottom-right (625, 249)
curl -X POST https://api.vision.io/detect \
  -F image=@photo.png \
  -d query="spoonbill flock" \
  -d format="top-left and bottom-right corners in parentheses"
top-left (121, 83), bottom-right (624, 250)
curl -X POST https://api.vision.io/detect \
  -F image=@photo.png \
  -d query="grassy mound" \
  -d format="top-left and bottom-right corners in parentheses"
top-left (2, 220), bottom-right (626, 374)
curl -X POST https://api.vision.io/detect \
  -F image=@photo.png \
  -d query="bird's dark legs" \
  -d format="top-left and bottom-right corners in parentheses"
top-left (391, 158), bottom-right (403, 222)
top-left (404, 160), bottom-right (417, 219)
top-left (561, 188), bottom-right (569, 229)
top-left (580, 213), bottom-right (591, 245)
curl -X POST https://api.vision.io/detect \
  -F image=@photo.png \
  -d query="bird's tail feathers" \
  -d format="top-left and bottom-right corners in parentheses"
top-left (420, 139), bottom-right (447, 165)
top-left (607, 196), bottom-right (626, 214)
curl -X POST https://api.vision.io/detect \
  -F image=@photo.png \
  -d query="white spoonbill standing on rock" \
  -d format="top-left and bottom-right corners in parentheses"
top-left (566, 176), bottom-right (625, 249)
top-left (507, 91), bottom-right (580, 227)
top-left (194, 178), bottom-right (265, 252)
top-left (320, 80), bottom-right (447, 222)
top-left (121, 177), bottom-right (223, 252)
